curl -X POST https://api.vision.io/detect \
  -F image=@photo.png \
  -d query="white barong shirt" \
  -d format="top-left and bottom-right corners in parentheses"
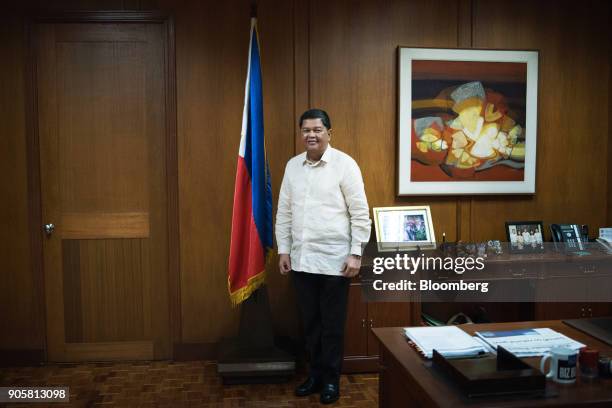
top-left (275, 146), bottom-right (371, 276)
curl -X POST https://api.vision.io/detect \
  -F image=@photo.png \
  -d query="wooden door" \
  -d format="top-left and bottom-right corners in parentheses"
top-left (35, 22), bottom-right (170, 361)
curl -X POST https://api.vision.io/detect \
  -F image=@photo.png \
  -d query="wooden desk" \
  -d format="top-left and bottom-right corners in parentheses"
top-left (373, 320), bottom-right (612, 407)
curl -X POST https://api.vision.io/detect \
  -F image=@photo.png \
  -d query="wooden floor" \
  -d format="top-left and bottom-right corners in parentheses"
top-left (0, 361), bottom-right (379, 407)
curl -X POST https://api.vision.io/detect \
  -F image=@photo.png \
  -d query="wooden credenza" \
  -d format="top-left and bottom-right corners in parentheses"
top-left (343, 245), bottom-right (612, 373)
top-left (342, 280), bottom-right (420, 372)
top-left (535, 302), bottom-right (612, 320)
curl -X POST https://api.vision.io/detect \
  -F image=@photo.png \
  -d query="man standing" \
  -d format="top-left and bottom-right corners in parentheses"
top-left (276, 109), bottom-right (371, 404)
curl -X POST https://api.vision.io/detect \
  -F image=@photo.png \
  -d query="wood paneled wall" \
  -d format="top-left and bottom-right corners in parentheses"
top-left (0, 16), bottom-right (41, 351)
top-left (1, 0), bottom-right (610, 359)
top-left (173, 0), bottom-right (297, 344)
top-left (470, 1), bottom-right (610, 241)
top-left (609, 37), bottom-right (612, 224)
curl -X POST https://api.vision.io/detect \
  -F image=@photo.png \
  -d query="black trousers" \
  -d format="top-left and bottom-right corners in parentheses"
top-left (292, 271), bottom-right (351, 385)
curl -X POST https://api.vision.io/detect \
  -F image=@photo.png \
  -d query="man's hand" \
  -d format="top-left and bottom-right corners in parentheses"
top-left (341, 255), bottom-right (361, 278)
top-left (279, 254), bottom-right (291, 275)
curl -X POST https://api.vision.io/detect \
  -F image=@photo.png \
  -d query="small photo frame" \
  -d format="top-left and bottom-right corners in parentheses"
top-left (505, 221), bottom-right (544, 253)
top-left (373, 206), bottom-right (436, 251)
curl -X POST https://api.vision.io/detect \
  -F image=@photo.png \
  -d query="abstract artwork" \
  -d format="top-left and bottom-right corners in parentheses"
top-left (398, 48), bottom-right (539, 195)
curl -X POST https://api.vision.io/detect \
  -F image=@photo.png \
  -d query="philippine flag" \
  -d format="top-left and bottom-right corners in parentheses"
top-left (228, 18), bottom-right (273, 306)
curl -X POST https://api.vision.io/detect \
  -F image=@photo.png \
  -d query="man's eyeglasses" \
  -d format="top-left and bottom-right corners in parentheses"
top-left (301, 127), bottom-right (325, 135)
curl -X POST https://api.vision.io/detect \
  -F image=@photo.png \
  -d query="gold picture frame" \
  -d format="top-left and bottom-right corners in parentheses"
top-left (373, 205), bottom-right (436, 251)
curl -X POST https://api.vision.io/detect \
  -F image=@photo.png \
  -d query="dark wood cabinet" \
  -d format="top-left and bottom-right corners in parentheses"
top-left (535, 302), bottom-right (612, 320)
top-left (344, 284), bottom-right (368, 361)
top-left (533, 263), bottom-right (612, 320)
top-left (343, 282), bottom-right (420, 373)
top-left (342, 249), bottom-right (612, 373)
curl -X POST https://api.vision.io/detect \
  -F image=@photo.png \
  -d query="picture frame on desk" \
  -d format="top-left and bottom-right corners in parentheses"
top-left (397, 47), bottom-right (539, 196)
top-left (373, 205), bottom-right (436, 252)
top-left (505, 220), bottom-right (545, 253)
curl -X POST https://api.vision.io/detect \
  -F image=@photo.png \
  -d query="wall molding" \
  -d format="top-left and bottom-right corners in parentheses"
top-left (173, 342), bottom-right (219, 362)
top-left (0, 349), bottom-right (45, 367)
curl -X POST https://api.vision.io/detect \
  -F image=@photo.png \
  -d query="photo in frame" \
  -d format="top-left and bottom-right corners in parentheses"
top-left (398, 47), bottom-right (539, 195)
top-left (505, 221), bottom-right (545, 253)
top-left (373, 206), bottom-right (436, 251)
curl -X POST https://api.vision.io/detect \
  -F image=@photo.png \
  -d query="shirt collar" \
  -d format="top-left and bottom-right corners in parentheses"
top-left (303, 145), bottom-right (333, 166)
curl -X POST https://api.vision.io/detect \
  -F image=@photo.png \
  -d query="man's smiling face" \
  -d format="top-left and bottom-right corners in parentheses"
top-left (301, 118), bottom-right (330, 159)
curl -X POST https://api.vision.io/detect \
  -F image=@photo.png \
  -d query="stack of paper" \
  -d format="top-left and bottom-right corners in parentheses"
top-left (475, 328), bottom-right (585, 357)
top-left (404, 326), bottom-right (487, 359)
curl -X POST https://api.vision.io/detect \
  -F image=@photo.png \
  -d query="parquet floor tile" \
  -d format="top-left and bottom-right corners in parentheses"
top-left (0, 361), bottom-right (378, 407)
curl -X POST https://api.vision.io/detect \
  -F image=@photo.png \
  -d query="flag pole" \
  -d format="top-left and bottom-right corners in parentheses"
top-left (218, 6), bottom-right (295, 384)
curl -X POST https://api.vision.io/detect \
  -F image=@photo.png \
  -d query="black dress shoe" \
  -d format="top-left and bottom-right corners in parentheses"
top-left (294, 376), bottom-right (322, 397)
top-left (320, 383), bottom-right (340, 404)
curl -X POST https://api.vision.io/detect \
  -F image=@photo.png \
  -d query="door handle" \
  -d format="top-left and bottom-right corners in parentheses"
top-left (44, 223), bottom-right (55, 236)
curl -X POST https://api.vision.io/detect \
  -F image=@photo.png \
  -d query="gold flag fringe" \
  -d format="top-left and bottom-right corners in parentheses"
top-left (228, 251), bottom-right (275, 307)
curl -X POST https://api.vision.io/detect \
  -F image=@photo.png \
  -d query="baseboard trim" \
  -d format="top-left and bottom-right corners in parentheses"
top-left (342, 355), bottom-right (379, 373)
top-left (0, 349), bottom-right (45, 367)
top-left (173, 342), bottom-right (218, 361)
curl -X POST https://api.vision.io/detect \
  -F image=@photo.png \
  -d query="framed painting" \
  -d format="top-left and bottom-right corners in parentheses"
top-left (398, 47), bottom-right (539, 195)
top-left (373, 205), bottom-right (436, 251)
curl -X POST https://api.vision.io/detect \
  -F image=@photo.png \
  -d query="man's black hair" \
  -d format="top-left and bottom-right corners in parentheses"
top-left (299, 108), bottom-right (331, 129)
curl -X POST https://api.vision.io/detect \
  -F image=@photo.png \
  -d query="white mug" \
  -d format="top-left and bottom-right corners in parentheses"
top-left (540, 347), bottom-right (577, 384)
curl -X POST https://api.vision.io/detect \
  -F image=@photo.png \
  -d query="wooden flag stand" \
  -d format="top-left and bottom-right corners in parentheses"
top-left (217, 286), bottom-right (296, 384)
